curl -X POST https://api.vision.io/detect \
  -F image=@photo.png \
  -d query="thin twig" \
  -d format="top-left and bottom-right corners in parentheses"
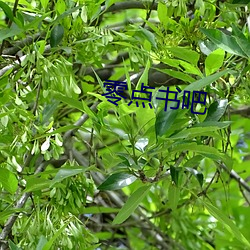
top-left (141, 0), bottom-right (156, 28)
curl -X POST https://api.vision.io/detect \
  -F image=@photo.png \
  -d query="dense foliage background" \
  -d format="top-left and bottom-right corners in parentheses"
top-left (1, 0), bottom-right (250, 249)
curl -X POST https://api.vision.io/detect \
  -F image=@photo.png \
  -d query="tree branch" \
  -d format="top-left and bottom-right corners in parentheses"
top-left (219, 162), bottom-right (250, 193)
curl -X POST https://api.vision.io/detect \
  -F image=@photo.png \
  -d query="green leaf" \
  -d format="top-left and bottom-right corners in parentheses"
top-left (170, 166), bottom-right (181, 186)
top-left (0, 1), bottom-right (14, 21)
top-left (51, 166), bottom-right (86, 186)
top-left (41, 101), bottom-right (60, 125)
top-left (193, 121), bottom-right (231, 129)
top-left (42, 223), bottom-right (69, 250)
top-left (36, 236), bottom-right (48, 250)
top-left (203, 201), bottom-right (250, 248)
top-left (205, 99), bottom-right (228, 122)
top-left (24, 177), bottom-right (51, 192)
top-left (50, 24), bottom-right (64, 47)
top-left (112, 185), bottom-right (151, 224)
top-left (168, 47), bottom-right (200, 65)
top-left (200, 28), bottom-right (247, 58)
top-left (53, 5), bottom-right (83, 24)
top-left (0, 209), bottom-right (23, 223)
top-left (53, 92), bottom-right (85, 112)
top-left (168, 182), bottom-right (180, 210)
top-left (182, 69), bottom-right (231, 92)
top-left (232, 0), bottom-right (250, 4)
top-left (138, 27), bottom-right (157, 48)
top-left (80, 206), bottom-right (120, 214)
top-left (0, 168), bottom-right (18, 194)
top-left (155, 108), bottom-right (179, 137)
top-left (170, 126), bottom-right (220, 139)
top-left (0, 25), bottom-right (23, 42)
top-left (156, 67), bottom-right (195, 83)
top-left (40, 0), bottom-right (49, 9)
top-left (205, 49), bottom-right (225, 75)
top-left (98, 172), bottom-right (137, 191)
top-left (185, 167), bottom-right (204, 187)
top-left (9, 241), bottom-right (21, 250)
top-left (157, 1), bottom-right (168, 24)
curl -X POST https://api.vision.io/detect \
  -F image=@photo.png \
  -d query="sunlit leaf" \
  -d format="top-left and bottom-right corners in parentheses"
top-left (98, 172), bottom-right (137, 191)
top-left (0, 168), bottom-right (18, 194)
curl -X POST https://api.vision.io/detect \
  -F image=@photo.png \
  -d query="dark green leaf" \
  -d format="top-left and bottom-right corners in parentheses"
top-left (50, 24), bottom-right (64, 47)
top-left (170, 166), bottom-right (181, 186)
top-left (0, 2), bottom-right (14, 21)
top-left (155, 108), bottom-right (179, 137)
top-left (98, 172), bottom-right (137, 191)
top-left (232, 0), bottom-right (250, 4)
top-left (205, 99), bottom-right (228, 122)
top-left (185, 167), bottom-right (204, 187)
top-left (200, 28), bottom-right (247, 58)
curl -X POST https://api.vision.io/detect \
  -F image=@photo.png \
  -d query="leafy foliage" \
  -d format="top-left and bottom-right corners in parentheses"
top-left (1, 0), bottom-right (250, 249)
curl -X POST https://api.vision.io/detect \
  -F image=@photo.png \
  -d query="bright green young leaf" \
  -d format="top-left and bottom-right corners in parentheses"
top-left (157, 2), bottom-right (168, 24)
top-left (168, 47), bottom-right (200, 65)
top-left (205, 49), bottom-right (225, 75)
top-left (112, 185), bottom-right (151, 224)
top-left (98, 172), bottom-right (137, 191)
top-left (40, 0), bottom-right (49, 9)
top-left (168, 182), bottom-right (180, 210)
top-left (42, 223), bottom-right (69, 250)
top-left (50, 24), bottom-right (64, 47)
top-left (0, 168), bottom-right (18, 194)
